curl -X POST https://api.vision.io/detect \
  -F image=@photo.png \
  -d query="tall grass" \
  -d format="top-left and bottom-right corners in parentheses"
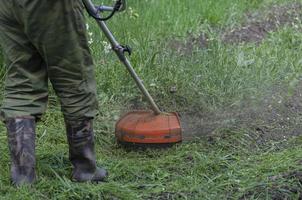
top-left (89, 0), bottom-right (302, 111)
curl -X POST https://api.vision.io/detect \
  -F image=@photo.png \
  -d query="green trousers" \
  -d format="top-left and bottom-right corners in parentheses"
top-left (0, 0), bottom-right (98, 121)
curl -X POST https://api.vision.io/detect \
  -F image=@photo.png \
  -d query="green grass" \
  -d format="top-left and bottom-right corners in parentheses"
top-left (1, 0), bottom-right (302, 199)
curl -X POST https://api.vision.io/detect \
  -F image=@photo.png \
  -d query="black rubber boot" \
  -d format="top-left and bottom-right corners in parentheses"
top-left (65, 118), bottom-right (108, 183)
top-left (5, 117), bottom-right (36, 186)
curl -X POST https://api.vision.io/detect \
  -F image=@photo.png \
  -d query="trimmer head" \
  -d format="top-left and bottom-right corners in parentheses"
top-left (115, 111), bottom-right (182, 144)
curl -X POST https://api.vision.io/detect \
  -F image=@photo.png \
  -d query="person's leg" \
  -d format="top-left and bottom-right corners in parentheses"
top-left (24, 0), bottom-right (107, 182)
top-left (0, 1), bottom-right (48, 186)
top-left (0, 3), bottom-right (48, 121)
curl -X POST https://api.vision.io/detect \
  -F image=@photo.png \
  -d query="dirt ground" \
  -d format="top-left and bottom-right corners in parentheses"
top-left (222, 2), bottom-right (302, 44)
top-left (170, 2), bottom-right (302, 54)
top-left (240, 169), bottom-right (302, 199)
top-left (168, 32), bottom-right (208, 55)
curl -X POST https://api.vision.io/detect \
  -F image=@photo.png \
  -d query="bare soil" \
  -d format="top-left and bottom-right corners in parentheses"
top-left (240, 169), bottom-right (302, 199)
top-left (168, 33), bottom-right (208, 55)
top-left (170, 2), bottom-right (302, 53)
top-left (223, 2), bottom-right (302, 44)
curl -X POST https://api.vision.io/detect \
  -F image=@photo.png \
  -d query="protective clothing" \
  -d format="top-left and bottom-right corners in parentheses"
top-left (0, 0), bottom-right (107, 185)
top-left (5, 117), bottom-right (36, 186)
top-left (65, 118), bottom-right (108, 182)
top-left (0, 0), bottom-right (98, 122)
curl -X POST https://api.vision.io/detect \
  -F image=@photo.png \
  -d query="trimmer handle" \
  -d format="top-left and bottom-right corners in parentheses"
top-left (83, 0), bottom-right (126, 21)
top-left (117, 0), bottom-right (127, 12)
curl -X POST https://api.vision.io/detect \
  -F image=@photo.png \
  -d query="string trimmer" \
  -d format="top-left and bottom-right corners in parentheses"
top-left (82, 0), bottom-right (182, 145)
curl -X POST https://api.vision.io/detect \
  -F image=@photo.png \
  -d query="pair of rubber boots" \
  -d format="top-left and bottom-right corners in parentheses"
top-left (5, 116), bottom-right (107, 186)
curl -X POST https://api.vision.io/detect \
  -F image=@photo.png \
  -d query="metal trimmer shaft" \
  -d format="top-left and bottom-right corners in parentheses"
top-left (82, 0), bottom-right (161, 115)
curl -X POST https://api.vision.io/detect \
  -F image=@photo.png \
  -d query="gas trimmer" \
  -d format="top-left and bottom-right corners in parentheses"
top-left (82, 0), bottom-right (182, 145)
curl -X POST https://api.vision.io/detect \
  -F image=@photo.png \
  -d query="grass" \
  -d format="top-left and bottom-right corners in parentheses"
top-left (0, 0), bottom-right (302, 199)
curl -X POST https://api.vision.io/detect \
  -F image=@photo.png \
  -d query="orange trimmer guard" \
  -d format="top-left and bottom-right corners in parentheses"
top-left (115, 111), bottom-right (182, 144)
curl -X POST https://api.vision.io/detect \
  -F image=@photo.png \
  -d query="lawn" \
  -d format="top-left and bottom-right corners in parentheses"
top-left (0, 0), bottom-right (302, 199)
